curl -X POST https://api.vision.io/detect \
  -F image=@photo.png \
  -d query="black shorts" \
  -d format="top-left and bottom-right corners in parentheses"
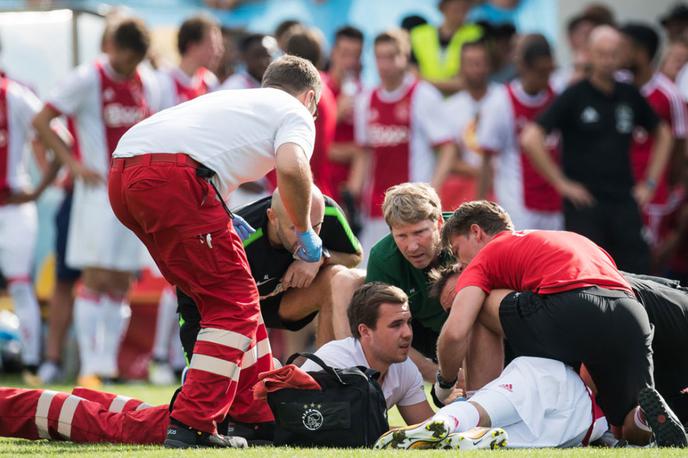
top-left (177, 288), bottom-right (318, 360)
top-left (55, 190), bottom-right (81, 282)
top-left (499, 286), bottom-right (654, 426)
top-left (261, 292), bottom-right (318, 331)
top-left (627, 273), bottom-right (688, 425)
top-left (411, 320), bottom-right (439, 362)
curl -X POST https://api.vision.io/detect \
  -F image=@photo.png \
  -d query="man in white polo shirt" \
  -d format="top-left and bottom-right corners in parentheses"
top-left (301, 282), bottom-right (433, 425)
top-left (109, 55), bottom-right (324, 449)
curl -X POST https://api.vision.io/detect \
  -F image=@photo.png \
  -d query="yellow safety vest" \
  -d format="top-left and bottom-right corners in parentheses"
top-left (410, 23), bottom-right (483, 81)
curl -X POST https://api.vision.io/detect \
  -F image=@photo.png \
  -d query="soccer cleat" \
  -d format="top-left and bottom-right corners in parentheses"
top-left (163, 420), bottom-right (248, 449)
top-left (438, 427), bottom-right (508, 450)
top-left (374, 419), bottom-right (450, 449)
top-left (638, 387), bottom-right (688, 448)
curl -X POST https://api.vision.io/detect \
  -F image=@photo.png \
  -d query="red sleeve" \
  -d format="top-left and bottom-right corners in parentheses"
top-left (455, 253), bottom-right (493, 294)
top-left (311, 83), bottom-right (337, 197)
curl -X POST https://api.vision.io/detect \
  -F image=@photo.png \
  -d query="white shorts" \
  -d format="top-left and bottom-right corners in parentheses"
top-left (0, 202), bottom-right (37, 279)
top-left (522, 209), bottom-right (563, 231)
top-left (472, 357), bottom-right (601, 448)
top-left (66, 180), bottom-right (144, 271)
top-left (358, 217), bottom-right (390, 268)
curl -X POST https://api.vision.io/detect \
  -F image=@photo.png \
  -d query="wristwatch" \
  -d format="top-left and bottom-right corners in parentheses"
top-left (435, 370), bottom-right (457, 389)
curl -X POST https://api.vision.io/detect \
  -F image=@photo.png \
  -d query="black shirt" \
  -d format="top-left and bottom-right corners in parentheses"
top-left (236, 195), bottom-right (361, 300)
top-left (537, 79), bottom-right (660, 200)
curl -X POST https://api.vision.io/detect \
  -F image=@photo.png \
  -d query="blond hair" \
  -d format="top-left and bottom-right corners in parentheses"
top-left (374, 28), bottom-right (411, 57)
top-left (382, 183), bottom-right (442, 228)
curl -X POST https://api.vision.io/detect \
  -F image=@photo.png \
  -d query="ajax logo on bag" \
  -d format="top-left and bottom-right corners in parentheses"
top-left (302, 403), bottom-right (324, 431)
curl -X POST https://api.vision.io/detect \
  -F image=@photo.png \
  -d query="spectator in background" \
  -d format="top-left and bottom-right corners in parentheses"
top-left (481, 21), bottom-right (517, 83)
top-left (351, 29), bottom-right (456, 259)
top-left (33, 17), bottom-right (158, 387)
top-left (274, 19), bottom-right (303, 52)
top-left (621, 23), bottom-right (688, 255)
top-left (477, 34), bottom-right (561, 230)
top-left (660, 3), bottom-right (688, 42)
top-left (284, 28), bottom-right (337, 200)
top-left (661, 38), bottom-right (688, 85)
top-left (220, 33), bottom-right (278, 90)
top-left (157, 15), bottom-right (222, 110)
top-left (221, 34), bottom-right (279, 209)
top-left (215, 27), bottom-right (247, 84)
top-left (521, 26), bottom-right (673, 273)
top-left (410, 0), bottom-right (483, 95)
top-left (322, 26), bottom-right (364, 221)
top-left (442, 40), bottom-right (498, 210)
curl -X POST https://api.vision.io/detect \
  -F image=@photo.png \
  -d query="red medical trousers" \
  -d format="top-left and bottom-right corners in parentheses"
top-left (108, 154), bottom-right (274, 434)
top-left (0, 387), bottom-right (168, 444)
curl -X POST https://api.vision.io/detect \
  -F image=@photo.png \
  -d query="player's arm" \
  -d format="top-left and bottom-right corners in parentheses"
top-left (398, 401), bottom-right (435, 425)
top-left (635, 121), bottom-right (672, 206)
top-left (437, 286), bottom-right (486, 387)
top-left (520, 122), bottom-right (594, 208)
top-left (431, 141), bottom-right (457, 191)
top-left (408, 348), bottom-right (438, 383)
top-left (32, 106), bottom-right (102, 186)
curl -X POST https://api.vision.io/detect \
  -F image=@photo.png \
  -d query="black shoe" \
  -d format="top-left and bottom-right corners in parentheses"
top-left (223, 419), bottom-right (275, 446)
top-left (638, 387), bottom-right (688, 448)
top-left (164, 420), bottom-right (248, 448)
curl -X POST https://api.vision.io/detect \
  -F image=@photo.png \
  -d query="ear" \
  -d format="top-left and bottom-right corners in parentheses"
top-left (267, 208), bottom-right (276, 224)
top-left (437, 216), bottom-right (444, 231)
top-left (358, 323), bottom-right (370, 339)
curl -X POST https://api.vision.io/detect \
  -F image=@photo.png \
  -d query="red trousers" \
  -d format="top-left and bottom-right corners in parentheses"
top-left (0, 387), bottom-right (168, 444)
top-left (108, 154), bottom-right (274, 433)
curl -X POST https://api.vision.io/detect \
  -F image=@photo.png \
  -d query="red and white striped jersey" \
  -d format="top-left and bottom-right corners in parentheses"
top-left (477, 80), bottom-right (560, 228)
top-left (631, 72), bottom-right (688, 205)
top-left (354, 74), bottom-right (453, 217)
top-left (0, 75), bottom-right (42, 195)
top-left (157, 66), bottom-right (218, 109)
top-left (46, 57), bottom-right (158, 177)
top-left (219, 71), bottom-right (261, 91)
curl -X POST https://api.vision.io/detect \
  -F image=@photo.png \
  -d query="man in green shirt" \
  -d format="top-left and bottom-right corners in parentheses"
top-left (365, 183), bottom-right (454, 382)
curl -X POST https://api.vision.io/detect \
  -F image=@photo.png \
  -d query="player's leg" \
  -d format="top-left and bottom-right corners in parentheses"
top-left (330, 268), bottom-right (365, 339)
top-left (1, 204), bottom-right (41, 380)
top-left (277, 264), bottom-right (352, 347)
top-left (606, 197), bottom-right (651, 274)
top-left (39, 188), bottom-right (81, 384)
top-left (150, 285), bottom-right (180, 384)
top-left (97, 269), bottom-right (133, 380)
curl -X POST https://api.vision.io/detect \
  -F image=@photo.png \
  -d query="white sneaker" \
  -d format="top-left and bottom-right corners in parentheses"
top-left (37, 361), bottom-right (62, 384)
top-left (374, 419), bottom-right (451, 449)
top-left (149, 361), bottom-right (175, 385)
top-left (438, 427), bottom-right (508, 450)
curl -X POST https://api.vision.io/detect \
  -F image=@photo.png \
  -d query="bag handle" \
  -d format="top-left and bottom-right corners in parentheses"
top-left (286, 352), bottom-right (349, 386)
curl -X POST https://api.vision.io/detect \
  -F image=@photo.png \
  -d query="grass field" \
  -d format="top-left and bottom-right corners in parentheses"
top-left (0, 375), bottom-right (684, 457)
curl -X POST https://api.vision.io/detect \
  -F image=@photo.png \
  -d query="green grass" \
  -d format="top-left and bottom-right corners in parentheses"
top-left (0, 375), bottom-right (684, 456)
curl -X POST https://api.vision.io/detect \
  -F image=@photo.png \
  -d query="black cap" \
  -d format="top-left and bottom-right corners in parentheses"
top-left (660, 4), bottom-right (688, 26)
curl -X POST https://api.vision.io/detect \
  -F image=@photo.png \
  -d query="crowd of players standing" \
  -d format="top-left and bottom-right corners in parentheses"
top-left (0, 0), bottom-right (687, 399)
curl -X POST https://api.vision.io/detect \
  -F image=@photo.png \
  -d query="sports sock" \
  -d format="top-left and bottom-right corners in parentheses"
top-left (8, 280), bottom-right (41, 367)
top-left (74, 287), bottom-right (101, 376)
top-left (469, 388), bottom-right (521, 430)
top-left (435, 401), bottom-right (480, 433)
top-left (152, 286), bottom-right (177, 361)
top-left (99, 293), bottom-right (131, 378)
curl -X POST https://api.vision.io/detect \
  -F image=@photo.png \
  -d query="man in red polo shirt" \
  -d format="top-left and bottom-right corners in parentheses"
top-left (433, 200), bottom-right (687, 447)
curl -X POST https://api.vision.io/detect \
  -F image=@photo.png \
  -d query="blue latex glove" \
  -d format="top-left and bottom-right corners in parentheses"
top-left (232, 214), bottom-right (255, 241)
top-left (294, 228), bottom-right (323, 262)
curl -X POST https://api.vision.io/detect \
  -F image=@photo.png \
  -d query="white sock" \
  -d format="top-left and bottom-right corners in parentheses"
top-left (8, 281), bottom-right (41, 366)
top-left (435, 401), bottom-right (480, 433)
top-left (74, 288), bottom-right (101, 376)
top-left (469, 389), bottom-right (521, 429)
top-left (98, 293), bottom-right (130, 378)
top-left (152, 286), bottom-right (177, 361)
